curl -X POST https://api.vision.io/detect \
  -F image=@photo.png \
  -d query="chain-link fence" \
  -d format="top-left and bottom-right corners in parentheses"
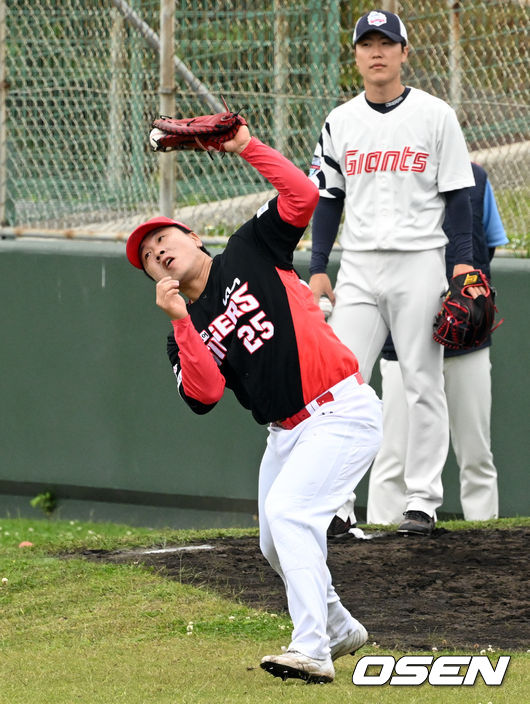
top-left (2, 1), bottom-right (529, 250)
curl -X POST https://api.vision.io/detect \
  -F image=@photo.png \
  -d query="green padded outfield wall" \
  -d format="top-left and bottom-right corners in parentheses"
top-left (0, 239), bottom-right (528, 527)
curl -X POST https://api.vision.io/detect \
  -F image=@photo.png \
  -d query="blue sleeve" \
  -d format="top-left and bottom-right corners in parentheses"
top-left (309, 196), bottom-right (344, 275)
top-left (444, 188), bottom-right (473, 266)
top-left (483, 179), bottom-right (509, 248)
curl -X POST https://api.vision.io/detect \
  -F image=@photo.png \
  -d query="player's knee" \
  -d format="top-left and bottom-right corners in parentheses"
top-left (263, 492), bottom-right (290, 524)
top-left (264, 496), bottom-right (307, 532)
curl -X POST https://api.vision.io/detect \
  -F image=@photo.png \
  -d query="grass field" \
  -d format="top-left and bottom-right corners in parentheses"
top-left (0, 517), bottom-right (527, 704)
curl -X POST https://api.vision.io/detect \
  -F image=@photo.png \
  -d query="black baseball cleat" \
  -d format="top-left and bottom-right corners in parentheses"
top-left (397, 510), bottom-right (435, 536)
top-left (260, 651), bottom-right (334, 684)
top-left (327, 515), bottom-right (355, 539)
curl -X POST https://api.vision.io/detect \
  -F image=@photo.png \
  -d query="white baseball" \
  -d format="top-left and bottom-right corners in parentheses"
top-left (149, 128), bottom-right (167, 151)
top-left (319, 296), bottom-right (334, 320)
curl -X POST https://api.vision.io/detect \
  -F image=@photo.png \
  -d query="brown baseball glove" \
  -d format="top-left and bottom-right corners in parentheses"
top-left (433, 269), bottom-right (503, 350)
top-left (149, 97), bottom-right (247, 153)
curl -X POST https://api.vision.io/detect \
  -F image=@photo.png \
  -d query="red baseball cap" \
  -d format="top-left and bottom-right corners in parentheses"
top-left (126, 216), bottom-right (192, 269)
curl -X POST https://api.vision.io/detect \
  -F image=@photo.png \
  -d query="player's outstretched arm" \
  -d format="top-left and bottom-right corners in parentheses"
top-left (234, 134), bottom-right (319, 228)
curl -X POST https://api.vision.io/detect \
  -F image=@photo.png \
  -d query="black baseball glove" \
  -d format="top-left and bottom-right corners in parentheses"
top-left (433, 269), bottom-right (503, 350)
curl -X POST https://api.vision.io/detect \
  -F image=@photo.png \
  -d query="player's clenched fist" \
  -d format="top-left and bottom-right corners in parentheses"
top-left (156, 276), bottom-right (188, 320)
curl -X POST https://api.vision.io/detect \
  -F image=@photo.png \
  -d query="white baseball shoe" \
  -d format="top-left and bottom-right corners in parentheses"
top-left (260, 650), bottom-right (335, 683)
top-left (330, 623), bottom-right (368, 661)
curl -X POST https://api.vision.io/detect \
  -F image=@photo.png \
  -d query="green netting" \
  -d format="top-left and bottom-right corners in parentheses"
top-left (3, 0), bottom-right (529, 246)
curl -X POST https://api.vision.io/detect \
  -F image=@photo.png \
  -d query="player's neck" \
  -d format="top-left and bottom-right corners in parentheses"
top-left (364, 80), bottom-right (406, 105)
top-left (183, 256), bottom-right (213, 303)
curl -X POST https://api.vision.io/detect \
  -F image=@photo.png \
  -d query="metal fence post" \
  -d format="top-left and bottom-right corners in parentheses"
top-left (273, 0), bottom-right (288, 153)
top-left (159, 0), bottom-right (175, 217)
top-left (382, 0), bottom-right (400, 13)
top-left (448, 1), bottom-right (462, 119)
top-left (0, 0), bottom-right (6, 225)
top-left (108, 8), bottom-right (126, 192)
top-left (129, 0), bottom-right (145, 202)
top-left (326, 0), bottom-right (340, 111)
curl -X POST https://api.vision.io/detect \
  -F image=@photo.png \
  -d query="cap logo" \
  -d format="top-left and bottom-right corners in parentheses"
top-left (367, 11), bottom-right (387, 27)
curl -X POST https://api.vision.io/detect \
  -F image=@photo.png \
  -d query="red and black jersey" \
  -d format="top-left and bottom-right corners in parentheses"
top-left (167, 195), bottom-right (358, 424)
top-left (166, 138), bottom-right (358, 425)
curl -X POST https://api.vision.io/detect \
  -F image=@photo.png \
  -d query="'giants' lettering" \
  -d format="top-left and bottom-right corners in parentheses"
top-left (345, 148), bottom-right (428, 175)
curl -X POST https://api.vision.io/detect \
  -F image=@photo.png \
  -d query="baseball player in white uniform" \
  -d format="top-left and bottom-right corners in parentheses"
top-left (309, 9), bottom-right (477, 535)
top-left (368, 162), bottom-right (509, 524)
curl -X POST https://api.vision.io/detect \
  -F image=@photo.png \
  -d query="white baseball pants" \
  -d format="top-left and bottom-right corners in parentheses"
top-left (329, 249), bottom-right (449, 518)
top-left (368, 348), bottom-right (498, 523)
top-left (259, 374), bottom-right (382, 660)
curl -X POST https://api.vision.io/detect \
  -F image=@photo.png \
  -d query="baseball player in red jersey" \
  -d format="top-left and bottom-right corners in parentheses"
top-left (309, 10), bottom-right (479, 536)
top-left (126, 124), bottom-right (382, 683)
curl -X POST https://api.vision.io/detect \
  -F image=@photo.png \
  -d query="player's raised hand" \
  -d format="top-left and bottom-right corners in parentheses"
top-left (156, 276), bottom-right (188, 320)
top-left (222, 124), bottom-right (251, 154)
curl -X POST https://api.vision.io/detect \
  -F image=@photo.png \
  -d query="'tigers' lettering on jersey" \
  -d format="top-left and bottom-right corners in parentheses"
top-left (345, 147), bottom-right (429, 175)
top-left (222, 277), bottom-right (241, 306)
top-left (199, 280), bottom-right (275, 364)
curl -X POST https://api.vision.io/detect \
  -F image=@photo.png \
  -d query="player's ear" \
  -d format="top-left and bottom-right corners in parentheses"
top-left (401, 44), bottom-right (409, 62)
top-left (188, 231), bottom-right (203, 248)
top-left (187, 231), bottom-right (211, 256)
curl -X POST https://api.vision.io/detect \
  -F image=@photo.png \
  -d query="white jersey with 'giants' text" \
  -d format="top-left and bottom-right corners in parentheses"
top-left (310, 87), bottom-right (475, 252)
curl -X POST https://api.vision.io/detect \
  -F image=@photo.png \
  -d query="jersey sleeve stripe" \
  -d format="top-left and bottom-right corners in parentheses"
top-left (327, 186), bottom-right (346, 198)
top-left (323, 155), bottom-right (342, 174)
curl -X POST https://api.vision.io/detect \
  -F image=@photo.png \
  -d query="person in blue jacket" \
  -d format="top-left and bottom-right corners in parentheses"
top-left (367, 162), bottom-right (508, 524)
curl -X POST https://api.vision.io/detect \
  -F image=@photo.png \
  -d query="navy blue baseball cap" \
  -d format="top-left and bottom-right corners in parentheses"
top-left (353, 10), bottom-right (408, 46)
